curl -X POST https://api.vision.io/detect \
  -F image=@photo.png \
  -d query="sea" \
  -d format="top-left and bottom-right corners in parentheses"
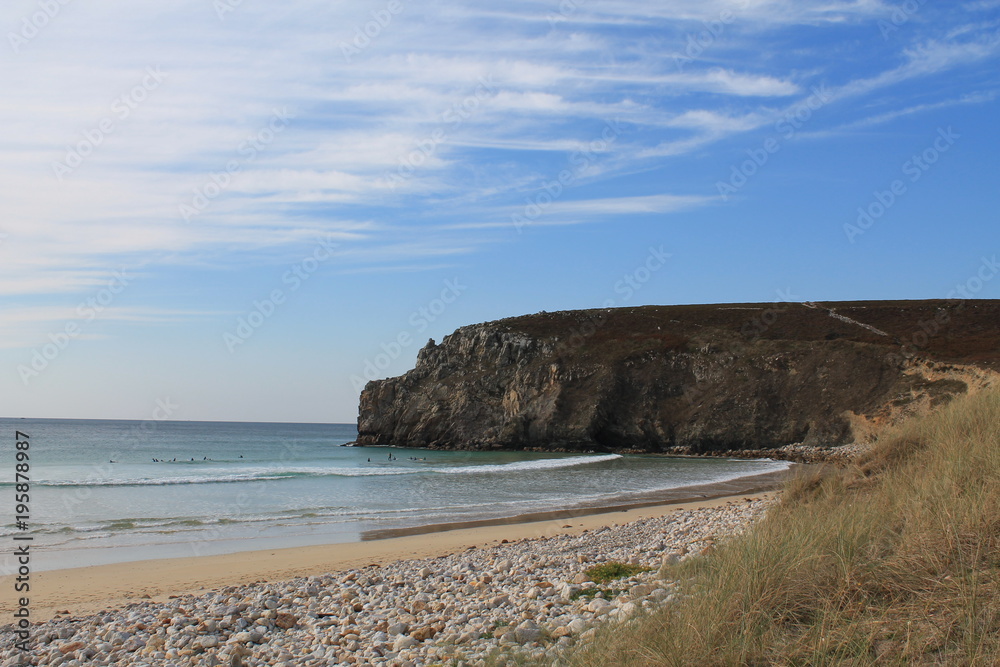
top-left (0, 419), bottom-right (790, 572)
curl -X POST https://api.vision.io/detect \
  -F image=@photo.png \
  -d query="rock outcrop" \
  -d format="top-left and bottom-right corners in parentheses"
top-left (356, 300), bottom-right (1000, 453)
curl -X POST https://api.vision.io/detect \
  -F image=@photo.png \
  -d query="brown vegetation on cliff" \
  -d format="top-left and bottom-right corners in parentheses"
top-left (357, 300), bottom-right (1000, 453)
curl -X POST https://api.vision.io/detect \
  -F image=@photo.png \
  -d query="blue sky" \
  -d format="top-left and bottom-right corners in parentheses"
top-left (2, 0), bottom-right (998, 423)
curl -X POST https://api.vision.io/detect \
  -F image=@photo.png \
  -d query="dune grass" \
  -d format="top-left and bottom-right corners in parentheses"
top-left (585, 562), bottom-right (654, 584)
top-left (560, 386), bottom-right (1000, 666)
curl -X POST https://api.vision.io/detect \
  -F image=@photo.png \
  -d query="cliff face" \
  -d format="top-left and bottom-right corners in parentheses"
top-left (356, 301), bottom-right (1000, 453)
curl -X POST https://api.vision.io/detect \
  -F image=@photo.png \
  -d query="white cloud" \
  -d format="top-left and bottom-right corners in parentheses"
top-left (0, 0), bottom-right (997, 301)
top-left (800, 91), bottom-right (999, 137)
top-left (0, 305), bottom-right (216, 349)
top-left (548, 194), bottom-right (713, 215)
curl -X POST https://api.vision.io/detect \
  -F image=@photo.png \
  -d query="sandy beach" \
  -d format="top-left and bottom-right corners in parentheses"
top-left (0, 482), bottom-right (783, 667)
top-left (3, 492), bottom-right (772, 624)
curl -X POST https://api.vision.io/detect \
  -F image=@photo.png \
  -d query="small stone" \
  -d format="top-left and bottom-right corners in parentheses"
top-left (487, 594), bottom-right (509, 609)
top-left (661, 553), bottom-right (681, 567)
top-left (588, 599), bottom-right (612, 614)
top-left (650, 588), bottom-right (670, 602)
top-left (393, 636), bottom-right (419, 651)
top-left (560, 584), bottom-right (582, 600)
top-left (629, 584), bottom-right (653, 598)
top-left (59, 642), bottom-right (85, 655)
top-left (515, 620), bottom-right (541, 643)
top-left (275, 613), bottom-right (298, 629)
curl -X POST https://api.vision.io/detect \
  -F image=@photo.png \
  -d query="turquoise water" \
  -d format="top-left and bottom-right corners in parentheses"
top-left (0, 419), bottom-right (788, 571)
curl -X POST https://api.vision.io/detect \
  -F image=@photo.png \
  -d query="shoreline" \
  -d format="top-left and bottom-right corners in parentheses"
top-left (1, 492), bottom-right (779, 666)
top-left (361, 465), bottom-right (796, 540)
top-left (1, 483), bottom-right (786, 623)
top-left (27, 460), bottom-right (800, 573)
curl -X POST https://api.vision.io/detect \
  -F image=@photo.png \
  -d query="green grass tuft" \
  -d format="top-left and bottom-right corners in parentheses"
top-left (584, 561), bottom-right (653, 584)
top-left (560, 386), bottom-right (1000, 666)
top-left (570, 587), bottom-right (617, 601)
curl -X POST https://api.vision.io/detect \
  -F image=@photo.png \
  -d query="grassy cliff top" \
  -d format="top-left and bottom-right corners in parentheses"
top-left (481, 300), bottom-right (1000, 368)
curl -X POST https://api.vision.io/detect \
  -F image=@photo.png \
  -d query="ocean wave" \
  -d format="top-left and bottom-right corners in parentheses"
top-left (7, 454), bottom-right (624, 488)
top-left (0, 498), bottom-right (515, 538)
top-left (436, 453), bottom-right (622, 474)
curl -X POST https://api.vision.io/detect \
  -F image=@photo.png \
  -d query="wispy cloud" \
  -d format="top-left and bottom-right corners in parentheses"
top-left (0, 305), bottom-right (216, 349)
top-left (549, 194), bottom-right (713, 215)
top-left (0, 0), bottom-right (997, 307)
top-left (800, 91), bottom-right (999, 137)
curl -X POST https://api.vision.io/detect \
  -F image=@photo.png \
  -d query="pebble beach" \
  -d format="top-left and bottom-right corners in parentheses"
top-left (1, 496), bottom-right (772, 667)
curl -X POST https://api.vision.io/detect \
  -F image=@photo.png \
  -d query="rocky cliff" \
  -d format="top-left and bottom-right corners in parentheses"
top-left (356, 300), bottom-right (1000, 453)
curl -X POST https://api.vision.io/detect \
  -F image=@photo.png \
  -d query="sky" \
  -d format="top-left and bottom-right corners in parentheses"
top-left (1, 0), bottom-right (998, 423)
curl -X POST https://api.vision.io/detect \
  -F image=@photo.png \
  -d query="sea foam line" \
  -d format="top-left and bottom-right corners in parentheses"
top-left (3, 454), bottom-right (625, 488)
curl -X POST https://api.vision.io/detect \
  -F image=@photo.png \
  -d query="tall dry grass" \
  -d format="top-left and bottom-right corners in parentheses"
top-left (560, 387), bottom-right (1000, 666)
